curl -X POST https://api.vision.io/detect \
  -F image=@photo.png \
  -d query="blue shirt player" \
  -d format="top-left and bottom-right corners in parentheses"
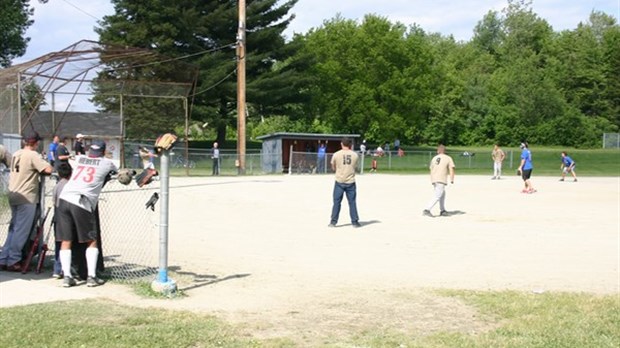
top-left (560, 151), bottom-right (578, 182)
top-left (517, 142), bottom-right (536, 194)
top-left (317, 143), bottom-right (327, 174)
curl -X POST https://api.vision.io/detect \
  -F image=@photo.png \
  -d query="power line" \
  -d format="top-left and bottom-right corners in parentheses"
top-left (60, 0), bottom-right (101, 21)
top-left (190, 68), bottom-right (237, 97)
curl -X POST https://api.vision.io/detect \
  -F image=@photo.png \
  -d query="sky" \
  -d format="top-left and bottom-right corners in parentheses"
top-left (14, 0), bottom-right (619, 64)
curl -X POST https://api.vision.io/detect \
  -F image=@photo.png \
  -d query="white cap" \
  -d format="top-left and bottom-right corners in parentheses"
top-left (76, 133), bottom-right (84, 138)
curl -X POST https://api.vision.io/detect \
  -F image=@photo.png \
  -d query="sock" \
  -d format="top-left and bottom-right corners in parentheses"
top-left (86, 247), bottom-right (99, 278)
top-left (60, 249), bottom-right (72, 278)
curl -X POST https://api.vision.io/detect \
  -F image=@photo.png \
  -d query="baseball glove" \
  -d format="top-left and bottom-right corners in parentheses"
top-left (117, 169), bottom-right (136, 185)
top-left (135, 168), bottom-right (158, 187)
top-left (154, 133), bottom-right (177, 153)
top-left (516, 169), bottom-right (522, 176)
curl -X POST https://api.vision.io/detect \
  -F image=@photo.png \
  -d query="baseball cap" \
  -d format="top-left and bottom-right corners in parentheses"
top-left (23, 131), bottom-right (42, 144)
top-left (76, 133), bottom-right (84, 139)
top-left (89, 140), bottom-right (106, 157)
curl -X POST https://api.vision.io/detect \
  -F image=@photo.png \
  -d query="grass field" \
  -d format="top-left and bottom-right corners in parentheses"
top-left (166, 146), bottom-right (620, 177)
top-left (0, 291), bottom-right (617, 347)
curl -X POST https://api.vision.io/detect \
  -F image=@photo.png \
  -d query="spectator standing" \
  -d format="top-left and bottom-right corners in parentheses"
top-left (560, 151), bottom-right (578, 182)
top-left (48, 135), bottom-right (59, 167)
top-left (423, 144), bottom-right (455, 217)
top-left (328, 138), bottom-right (361, 228)
top-left (491, 144), bottom-right (506, 180)
top-left (0, 132), bottom-right (53, 271)
top-left (517, 142), bottom-right (536, 194)
top-left (73, 133), bottom-right (85, 155)
top-left (56, 140), bottom-right (116, 287)
top-left (360, 140), bottom-right (367, 155)
top-left (211, 142), bottom-right (220, 175)
top-left (317, 143), bottom-right (327, 174)
top-left (394, 139), bottom-right (400, 152)
top-left (55, 137), bottom-right (71, 170)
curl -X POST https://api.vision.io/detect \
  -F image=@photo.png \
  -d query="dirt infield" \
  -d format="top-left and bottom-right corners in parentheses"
top-left (2, 173), bottom-right (618, 342)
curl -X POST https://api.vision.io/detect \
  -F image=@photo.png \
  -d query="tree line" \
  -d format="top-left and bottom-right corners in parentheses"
top-left (5, 0), bottom-right (619, 148)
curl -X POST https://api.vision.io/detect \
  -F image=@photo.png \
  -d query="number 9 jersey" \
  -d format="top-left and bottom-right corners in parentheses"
top-left (59, 155), bottom-right (118, 212)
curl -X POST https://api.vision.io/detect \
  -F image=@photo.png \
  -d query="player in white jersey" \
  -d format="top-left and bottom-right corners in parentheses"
top-left (56, 140), bottom-right (117, 287)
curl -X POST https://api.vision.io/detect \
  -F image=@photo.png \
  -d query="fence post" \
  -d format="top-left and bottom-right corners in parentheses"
top-left (360, 153), bottom-right (365, 175)
top-left (288, 145), bottom-right (293, 175)
top-left (151, 149), bottom-right (177, 295)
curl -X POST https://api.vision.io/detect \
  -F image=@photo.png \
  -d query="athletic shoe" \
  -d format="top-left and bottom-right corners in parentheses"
top-left (63, 277), bottom-right (76, 288)
top-left (491, 176), bottom-right (496, 180)
top-left (87, 276), bottom-right (105, 287)
top-left (422, 210), bottom-right (433, 217)
top-left (559, 178), bottom-right (564, 181)
top-left (528, 189), bottom-right (537, 194)
top-left (52, 273), bottom-right (63, 279)
top-left (521, 189), bottom-right (529, 193)
top-left (574, 179), bottom-right (578, 182)
top-left (352, 222), bottom-right (362, 228)
top-left (439, 210), bottom-right (449, 217)
top-left (328, 223), bottom-right (336, 228)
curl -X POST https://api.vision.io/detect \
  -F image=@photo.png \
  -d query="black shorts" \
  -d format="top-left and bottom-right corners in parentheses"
top-left (56, 199), bottom-right (98, 243)
top-left (522, 169), bottom-right (532, 180)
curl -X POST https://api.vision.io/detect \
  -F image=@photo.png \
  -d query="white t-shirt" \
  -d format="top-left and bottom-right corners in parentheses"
top-left (59, 155), bottom-right (117, 212)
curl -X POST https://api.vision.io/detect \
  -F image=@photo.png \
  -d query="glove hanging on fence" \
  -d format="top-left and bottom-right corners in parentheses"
top-left (135, 168), bottom-right (158, 187)
top-left (154, 133), bottom-right (177, 153)
top-left (117, 169), bottom-right (136, 185)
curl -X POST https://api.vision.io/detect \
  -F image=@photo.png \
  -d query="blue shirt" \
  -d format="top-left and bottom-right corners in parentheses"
top-left (521, 148), bottom-right (533, 170)
top-left (562, 156), bottom-right (574, 167)
top-left (318, 146), bottom-right (326, 158)
top-left (48, 142), bottom-right (58, 161)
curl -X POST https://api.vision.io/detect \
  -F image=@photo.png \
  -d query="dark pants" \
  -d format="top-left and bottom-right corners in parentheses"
top-left (212, 158), bottom-right (219, 175)
top-left (330, 182), bottom-right (359, 225)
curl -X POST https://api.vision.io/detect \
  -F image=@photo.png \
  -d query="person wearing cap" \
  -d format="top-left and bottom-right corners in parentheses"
top-left (56, 139), bottom-right (118, 287)
top-left (0, 132), bottom-right (53, 272)
top-left (73, 133), bottom-right (85, 155)
top-left (517, 142), bottom-right (536, 194)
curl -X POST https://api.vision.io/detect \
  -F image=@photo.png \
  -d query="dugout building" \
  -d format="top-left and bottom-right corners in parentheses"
top-left (257, 132), bottom-right (361, 174)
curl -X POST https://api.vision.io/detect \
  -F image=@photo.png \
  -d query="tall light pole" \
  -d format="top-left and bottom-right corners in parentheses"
top-left (236, 0), bottom-right (246, 174)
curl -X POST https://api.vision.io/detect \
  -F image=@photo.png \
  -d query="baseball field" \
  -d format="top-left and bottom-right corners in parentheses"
top-left (146, 173), bottom-right (618, 337)
top-left (1, 173), bottom-right (618, 345)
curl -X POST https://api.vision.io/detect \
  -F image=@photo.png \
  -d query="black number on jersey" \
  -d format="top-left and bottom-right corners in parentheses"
top-left (342, 155), bottom-right (352, 165)
top-left (435, 157), bottom-right (441, 165)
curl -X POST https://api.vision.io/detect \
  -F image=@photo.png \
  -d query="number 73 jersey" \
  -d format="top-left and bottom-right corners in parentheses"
top-left (59, 155), bottom-right (118, 212)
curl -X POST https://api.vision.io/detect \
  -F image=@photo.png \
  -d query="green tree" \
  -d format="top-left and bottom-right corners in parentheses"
top-left (292, 15), bottom-right (440, 144)
top-left (95, 0), bottom-right (299, 143)
top-left (0, 0), bottom-right (35, 67)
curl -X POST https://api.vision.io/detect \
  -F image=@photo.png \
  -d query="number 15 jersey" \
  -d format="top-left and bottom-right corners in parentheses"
top-left (59, 155), bottom-right (118, 212)
top-left (331, 149), bottom-right (359, 184)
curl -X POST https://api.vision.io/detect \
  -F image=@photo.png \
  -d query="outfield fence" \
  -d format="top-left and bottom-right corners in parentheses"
top-left (288, 150), bottom-right (516, 174)
top-left (602, 133), bottom-right (620, 149)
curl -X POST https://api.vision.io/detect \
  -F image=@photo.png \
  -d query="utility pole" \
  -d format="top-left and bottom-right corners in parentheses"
top-left (236, 0), bottom-right (246, 174)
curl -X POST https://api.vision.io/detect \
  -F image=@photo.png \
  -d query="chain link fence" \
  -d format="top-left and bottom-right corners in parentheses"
top-left (0, 176), bottom-right (159, 284)
top-left (603, 133), bottom-right (620, 149)
top-left (288, 150), bottom-right (517, 174)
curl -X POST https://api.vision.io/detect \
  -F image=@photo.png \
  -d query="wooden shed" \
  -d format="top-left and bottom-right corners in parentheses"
top-left (256, 132), bottom-right (361, 174)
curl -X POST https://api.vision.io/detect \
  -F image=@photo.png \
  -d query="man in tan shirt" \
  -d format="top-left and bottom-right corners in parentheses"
top-left (423, 144), bottom-right (455, 218)
top-left (329, 138), bottom-right (361, 228)
top-left (0, 132), bottom-right (53, 271)
top-left (491, 144), bottom-right (505, 180)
